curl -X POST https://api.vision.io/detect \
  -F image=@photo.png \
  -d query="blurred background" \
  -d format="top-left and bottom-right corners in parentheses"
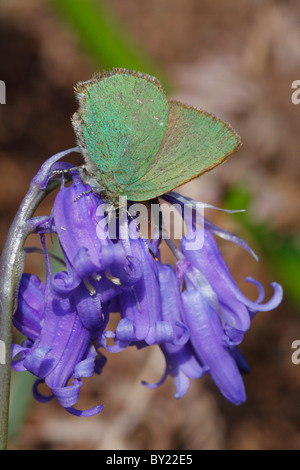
top-left (1, 0), bottom-right (300, 450)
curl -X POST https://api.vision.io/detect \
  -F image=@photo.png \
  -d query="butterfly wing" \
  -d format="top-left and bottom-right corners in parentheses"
top-left (124, 100), bottom-right (241, 201)
top-left (72, 69), bottom-right (169, 192)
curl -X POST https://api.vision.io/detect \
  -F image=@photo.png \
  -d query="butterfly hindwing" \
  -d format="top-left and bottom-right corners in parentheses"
top-left (124, 100), bottom-right (241, 201)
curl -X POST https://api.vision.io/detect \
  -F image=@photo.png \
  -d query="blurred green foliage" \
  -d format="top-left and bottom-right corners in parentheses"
top-left (8, 369), bottom-right (35, 442)
top-left (50, 0), bottom-right (168, 88)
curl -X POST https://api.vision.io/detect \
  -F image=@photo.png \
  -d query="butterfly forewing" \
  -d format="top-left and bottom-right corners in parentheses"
top-left (73, 70), bottom-right (169, 193)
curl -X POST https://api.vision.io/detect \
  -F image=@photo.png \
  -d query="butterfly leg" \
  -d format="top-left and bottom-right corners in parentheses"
top-left (126, 205), bottom-right (160, 261)
top-left (74, 189), bottom-right (95, 202)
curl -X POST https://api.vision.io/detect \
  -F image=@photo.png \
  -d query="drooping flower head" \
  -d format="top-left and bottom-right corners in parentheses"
top-left (11, 154), bottom-right (283, 415)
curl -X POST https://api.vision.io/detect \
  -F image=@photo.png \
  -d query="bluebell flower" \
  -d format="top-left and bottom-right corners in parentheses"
top-left (11, 151), bottom-right (283, 415)
top-left (51, 172), bottom-right (141, 296)
top-left (12, 273), bottom-right (106, 416)
top-left (140, 225), bottom-right (282, 405)
top-left (142, 262), bottom-right (206, 399)
top-left (11, 169), bottom-right (139, 416)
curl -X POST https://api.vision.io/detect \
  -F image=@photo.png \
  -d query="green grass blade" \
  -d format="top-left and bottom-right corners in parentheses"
top-left (50, 0), bottom-right (168, 87)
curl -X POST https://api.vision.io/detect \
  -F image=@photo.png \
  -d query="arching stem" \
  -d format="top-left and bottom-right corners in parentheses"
top-left (0, 147), bottom-right (78, 449)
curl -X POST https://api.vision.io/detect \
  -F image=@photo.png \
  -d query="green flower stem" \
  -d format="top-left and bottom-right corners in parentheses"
top-left (0, 178), bottom-right (61, 449)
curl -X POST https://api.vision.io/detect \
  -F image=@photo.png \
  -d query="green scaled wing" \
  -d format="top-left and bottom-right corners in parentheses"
top-left (72, 69), bottom-right (169, 195)
top-left (125, 100), bottom-right (241, 201)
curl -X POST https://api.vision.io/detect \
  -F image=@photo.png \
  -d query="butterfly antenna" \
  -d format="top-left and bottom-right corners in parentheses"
top-left (50, 164), bottom-right (85, 178)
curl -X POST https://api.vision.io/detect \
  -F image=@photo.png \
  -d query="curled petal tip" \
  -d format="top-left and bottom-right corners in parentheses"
top-left (65, 405), bottom-right (104, 417)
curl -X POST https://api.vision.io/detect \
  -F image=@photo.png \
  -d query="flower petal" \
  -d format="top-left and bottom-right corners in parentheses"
top-left (14, 274), bottom-right (45, 341)
top-left (116, 238), bottom-right (161, 342)
top-left (181, 289), bottom-right (246, 405)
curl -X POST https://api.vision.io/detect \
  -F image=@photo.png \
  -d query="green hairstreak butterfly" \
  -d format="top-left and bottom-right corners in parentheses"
top-left (72, 68), bottom-right (241, 206)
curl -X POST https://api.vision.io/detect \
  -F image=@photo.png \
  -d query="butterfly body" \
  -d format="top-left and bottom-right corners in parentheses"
top-left (72, 68), bottom-right (241, 206)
